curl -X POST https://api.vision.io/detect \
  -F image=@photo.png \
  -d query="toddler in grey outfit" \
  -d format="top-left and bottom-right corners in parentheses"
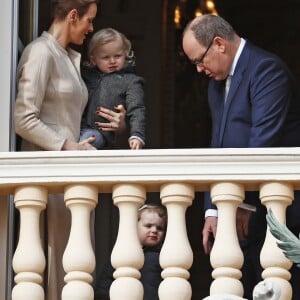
top-left (80, 28), bottom-right (146, 149)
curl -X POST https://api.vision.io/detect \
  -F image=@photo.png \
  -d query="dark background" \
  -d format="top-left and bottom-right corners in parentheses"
top-left (18, 0), bottom-right (300, 298)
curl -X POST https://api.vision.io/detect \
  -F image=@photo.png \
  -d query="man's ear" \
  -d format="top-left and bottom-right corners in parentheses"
top-left (214, 36), bottom-right (226, 53)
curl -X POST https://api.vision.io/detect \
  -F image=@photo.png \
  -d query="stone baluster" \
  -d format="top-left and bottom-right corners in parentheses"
top-left (209, 182), bottom-right (244, 297)
top-left (159, 183), bottom-right (194, 300)
top-left (12, 186), bottom-right (47, 300)
top-left (110, 184), bottom-right (146, 300)
top-left (260, 182), bottom-right (294, 300)
top-left (62, 184), bottom-right (98, 300)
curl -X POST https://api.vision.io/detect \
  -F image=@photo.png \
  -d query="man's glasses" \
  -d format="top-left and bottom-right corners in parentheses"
top-left (191, 37), bottom-right (215, 66)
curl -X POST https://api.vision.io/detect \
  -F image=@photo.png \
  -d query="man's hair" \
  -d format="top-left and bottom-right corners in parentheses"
top-left (185, 14), bottom-right (237, 47)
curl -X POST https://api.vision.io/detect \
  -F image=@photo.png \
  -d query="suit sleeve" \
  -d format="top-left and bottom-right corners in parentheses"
top-left (204, 191), bottom-right (217, 211)
top-left (249, 58), bottom-right (291, 147)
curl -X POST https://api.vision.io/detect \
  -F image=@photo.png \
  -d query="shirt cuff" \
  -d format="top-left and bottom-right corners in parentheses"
top-left (205, 209), bottom-right (218, 218)
top-left (205, 204), bottom-right (256, 220)
top-left (128, 135), bottom-right (145, 145)
top-left (238, 203), bottom-right (257, 212)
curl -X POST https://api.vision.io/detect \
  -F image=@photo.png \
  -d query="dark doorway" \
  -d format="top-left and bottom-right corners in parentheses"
top-left (19, 1), bottom-right (300, 299)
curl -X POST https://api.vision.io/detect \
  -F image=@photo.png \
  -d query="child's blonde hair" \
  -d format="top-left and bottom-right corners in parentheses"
top-left (138, 204), bottom-right (167, 230)
top-left (88, 27), bottom-right (132, 59)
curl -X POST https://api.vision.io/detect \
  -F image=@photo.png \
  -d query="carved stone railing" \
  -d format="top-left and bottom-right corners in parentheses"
top-left (1, 148), bottom-right (300, 300)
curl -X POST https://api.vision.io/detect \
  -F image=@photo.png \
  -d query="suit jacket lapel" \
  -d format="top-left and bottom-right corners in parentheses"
top-left (209, 79), bottom-right (225, 147)
top-left (218, 42), bottom-right (250, 146)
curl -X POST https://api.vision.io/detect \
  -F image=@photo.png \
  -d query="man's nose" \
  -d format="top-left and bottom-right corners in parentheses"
top-left (196, 64), bottom-right (204, 73)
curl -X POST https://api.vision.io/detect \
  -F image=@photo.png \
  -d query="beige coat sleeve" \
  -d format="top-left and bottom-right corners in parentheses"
top-left (14, 42), bottom-right (67, 151)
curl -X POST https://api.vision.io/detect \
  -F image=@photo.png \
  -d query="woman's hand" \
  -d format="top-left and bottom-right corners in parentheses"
top-left (62, 137), bottom-right (96, 150)
top-left (95, 105), bottom-right (126, 133)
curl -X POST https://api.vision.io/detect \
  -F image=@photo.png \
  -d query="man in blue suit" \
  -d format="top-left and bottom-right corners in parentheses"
top-left (182, 14), bottom-right (300, 299)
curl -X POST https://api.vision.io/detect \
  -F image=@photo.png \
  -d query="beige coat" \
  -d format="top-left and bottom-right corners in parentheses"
top-left (14, 31), bottom-right (88, 151)
top-left (13, 31), bottom-right (89, 299)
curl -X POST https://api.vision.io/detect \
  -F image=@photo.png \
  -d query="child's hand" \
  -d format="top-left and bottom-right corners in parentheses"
top-left (129, 138), bottom-right (143, 149)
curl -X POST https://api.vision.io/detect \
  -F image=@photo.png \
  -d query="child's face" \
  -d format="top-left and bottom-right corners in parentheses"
top-left (90, 38), bottom-right (127, 73)
top-left (137, 211), bottom-right (166, 248)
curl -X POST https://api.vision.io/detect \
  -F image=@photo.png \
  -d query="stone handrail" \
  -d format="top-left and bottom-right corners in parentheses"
top-left (1, 148), bottom-right (300, 299)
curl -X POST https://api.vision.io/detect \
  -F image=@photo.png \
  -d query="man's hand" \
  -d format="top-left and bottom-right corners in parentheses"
top-left (202, 216), bottom-right (217, 255)
top-left (236, 207), bottom-right (252, 241)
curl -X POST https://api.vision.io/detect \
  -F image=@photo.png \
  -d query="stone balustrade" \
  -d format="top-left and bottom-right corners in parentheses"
top-left (0, 148), bottom-right (300, 299)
